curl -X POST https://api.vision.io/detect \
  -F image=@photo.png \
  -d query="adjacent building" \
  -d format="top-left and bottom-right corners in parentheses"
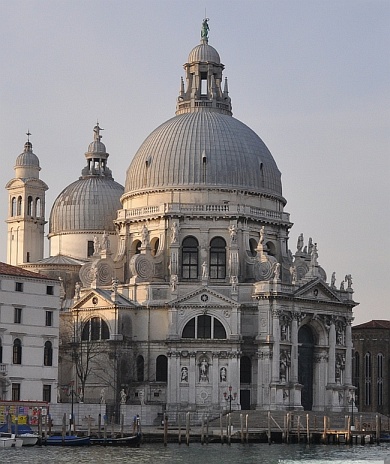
top-left (0, 262), bottom-right (61, 402)
top-left (5, 21), bottom-right (358, 418)
top-left (352, 320), bottom-right (390, 415)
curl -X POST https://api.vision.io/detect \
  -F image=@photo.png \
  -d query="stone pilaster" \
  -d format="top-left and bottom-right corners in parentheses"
top-left (271, 308), bottom-right (281, 383)
top-left (328, 320), bottom-right (336, 384)
top-left (344, 318), bottom-right (353, 385)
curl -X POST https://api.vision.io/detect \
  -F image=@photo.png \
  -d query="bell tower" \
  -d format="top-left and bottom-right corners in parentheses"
top-left (5, 133), bottom-right (48, 265)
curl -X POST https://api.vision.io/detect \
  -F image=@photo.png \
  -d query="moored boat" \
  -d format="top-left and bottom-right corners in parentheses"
top-left (45, 435), bottom-right (90, 446)
top-left (0, 435), bottom-right (23, 448)
top-left (18, 433), bottom-right (39, 446)
top-left (0, 425), bottom-right (39, 446)
top-left (90, 433), bottom-right (141, 447)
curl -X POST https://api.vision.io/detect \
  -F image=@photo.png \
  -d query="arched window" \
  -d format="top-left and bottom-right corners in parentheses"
top-left (17, 196), bottom-right (22, 216)
top-left (377, 353), bottom-right (384, 407)
top-left (35, 198), bottom-right (41, 217)
top-left (81, 317), bottom-right (110, 341)
top-left (13, 339), bottom-right (22, 364)
top-left (249, 238), bottom-right (257, 257)
top-left (11, 197), bottom-right (17, 216)
top-left (364, 352), bottom-right (371, 406)
top-left (209, 237), bottom-right (226, 279)
top-left (240, 356), bottom-right (252, 384)
top-left (182, 236), bottom-right (199, 280)
top-left (354, 352), bottom-right (360, 378)
top-left (151, 237), bottom-right (159, 257)
top-left (44, 341), bottom-right (53, 366)
top-left (136, 355), bottom-right (144, 382)
top-left (182, 316), bottom-right (227, 339)
top-left (132, 240), bottom-right (141, 255)
top-left (27, 196), bottom-right (33, 216)
top-left (156, 355), bottom-right (168, 382)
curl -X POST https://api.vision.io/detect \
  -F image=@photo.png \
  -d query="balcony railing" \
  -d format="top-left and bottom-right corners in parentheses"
top-left (116, 203), bottom-right (290, 223)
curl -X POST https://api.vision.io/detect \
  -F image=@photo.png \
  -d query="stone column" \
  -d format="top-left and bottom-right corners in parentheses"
top-left (167, 351), bottom-right (179, 406)
top-left (256, 351), bottom-right (264, 408)
top-left (189, 352), bottom-right (197, 406)
top-left (271, 309), bottom-right (281, 383)
top-left (344, 319), bottom-right (353, 385)
top-left (290, 312), bottom-right (299, 383)
top-left (212, 353), bottom-right (219, 405)
top-left (167, 306), bottom-right (179, 339)
top-left (328, 321), bottom-right (336, 384)
top-left (230, 351), bottom-right (240, 408)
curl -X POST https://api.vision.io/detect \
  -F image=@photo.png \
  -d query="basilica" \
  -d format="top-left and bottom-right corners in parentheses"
top-left (5, 21), bottom-right (358, 418)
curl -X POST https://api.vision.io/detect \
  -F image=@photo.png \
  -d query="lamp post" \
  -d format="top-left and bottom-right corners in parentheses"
top-left (223, 386), bottom-right (237, 413)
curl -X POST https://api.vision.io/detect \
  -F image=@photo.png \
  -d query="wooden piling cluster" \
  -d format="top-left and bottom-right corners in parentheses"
top-left (148, 410), bottom-right (385, 446)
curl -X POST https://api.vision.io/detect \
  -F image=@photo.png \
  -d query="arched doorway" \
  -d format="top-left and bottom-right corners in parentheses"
top-left (298, 325), bottom-right (315, 410)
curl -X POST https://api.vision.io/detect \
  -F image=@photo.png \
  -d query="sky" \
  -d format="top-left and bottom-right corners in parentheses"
top-left (1, 0), bottom-right (389, 326)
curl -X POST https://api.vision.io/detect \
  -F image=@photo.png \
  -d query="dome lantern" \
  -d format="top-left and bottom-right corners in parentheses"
top-left (81, 123), bottom-right (113, 179)
top-left (176, 19), bottom-right (232, 116)
top-left (14, 131), bottom-right (41, 179)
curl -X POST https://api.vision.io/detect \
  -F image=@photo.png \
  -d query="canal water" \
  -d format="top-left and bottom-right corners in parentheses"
top-left (0, 443), bottom-right (389, 463)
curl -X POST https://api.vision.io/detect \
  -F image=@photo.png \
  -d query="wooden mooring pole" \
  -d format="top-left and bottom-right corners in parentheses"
top-left (227, 413), bottom-right (231, 446)
top-left (306, 414), bottom-right (310, 444)
top-left (178, 413), bottom-right (182, 445)
top-left (267, 411), bottom-right (271, 445)
top-left (322, 416), bottom-right (327, 444)
top-left (98, 413), bottom-right (101, 438)
top-left (220, 413), bottom-right (224, 444)
top-left (186, 412), bottom-right (190, 446)
top-left (240, 414), bottom-right (244, 444)
top-left (297, 415), bottom-right (301, 443)
top-left (245, 414), bottom-right (249, 444)
top-left (286, 412), bottom-right (290, 444)
top-left (201, 416), bottom-right (205, 445)
top-left (163, 414), bottom-right (168, 447)
top-left (376, 415), bottom-right (381, 445)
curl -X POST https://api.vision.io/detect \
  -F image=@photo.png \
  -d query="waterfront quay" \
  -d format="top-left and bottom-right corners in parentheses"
top-left (40, 410), bottom-right (388, 446)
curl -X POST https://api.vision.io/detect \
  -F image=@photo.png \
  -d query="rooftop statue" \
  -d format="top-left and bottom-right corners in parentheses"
top-left (201, 18), bottom-right (209, 42)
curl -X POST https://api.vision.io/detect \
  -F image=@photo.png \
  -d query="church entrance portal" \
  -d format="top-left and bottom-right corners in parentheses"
top-left (298, 325), bottom-right (315, 411)
top-left (240, 389), bottom-right (250, 410)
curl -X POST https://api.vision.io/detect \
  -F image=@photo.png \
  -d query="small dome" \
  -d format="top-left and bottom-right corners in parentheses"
top-left (49, 177), bottom-right (124, 234)
top-left (87, 140), bottom-right (107, 153)
top-left (49, 123), bottom-right (124, 235)
top-left (188, 42), bottom-right (220, 64)
top-left (15, 142), bottom-right (40, 168)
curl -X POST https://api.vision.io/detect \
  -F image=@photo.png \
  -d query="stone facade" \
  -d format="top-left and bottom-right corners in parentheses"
top-left (352, 320), bottom-right (390, 415)
top-left (0, 262), bottom-right (61, 402)
top-left (5, 22), bottom-right (358, 419)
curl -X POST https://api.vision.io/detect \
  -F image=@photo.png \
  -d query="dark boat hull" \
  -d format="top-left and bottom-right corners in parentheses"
top-left (90, 434), bottom-right (141, 447)
top-left (45, 435), bottom-right (90, 446)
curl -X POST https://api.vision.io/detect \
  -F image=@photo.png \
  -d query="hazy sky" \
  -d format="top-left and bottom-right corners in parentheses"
top-left (1, 1), bottom-right (389, 326)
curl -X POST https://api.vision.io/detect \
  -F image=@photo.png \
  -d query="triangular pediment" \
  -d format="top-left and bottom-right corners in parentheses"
top-left (71, 288), bottom-right (137, 311)
top-left (170, 286), bottom-right (239, 308)
top-left (294, 278), bottom-right (342, 303)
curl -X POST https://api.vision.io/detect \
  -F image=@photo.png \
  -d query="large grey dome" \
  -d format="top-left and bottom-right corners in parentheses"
top-left (124, 111), bottom-right (282, 198)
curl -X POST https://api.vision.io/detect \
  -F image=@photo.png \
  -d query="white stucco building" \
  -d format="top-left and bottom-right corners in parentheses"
top-left (6, 21), bottom-right (358, 418)
top-left (0, 262), bottom-right (61, 402)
